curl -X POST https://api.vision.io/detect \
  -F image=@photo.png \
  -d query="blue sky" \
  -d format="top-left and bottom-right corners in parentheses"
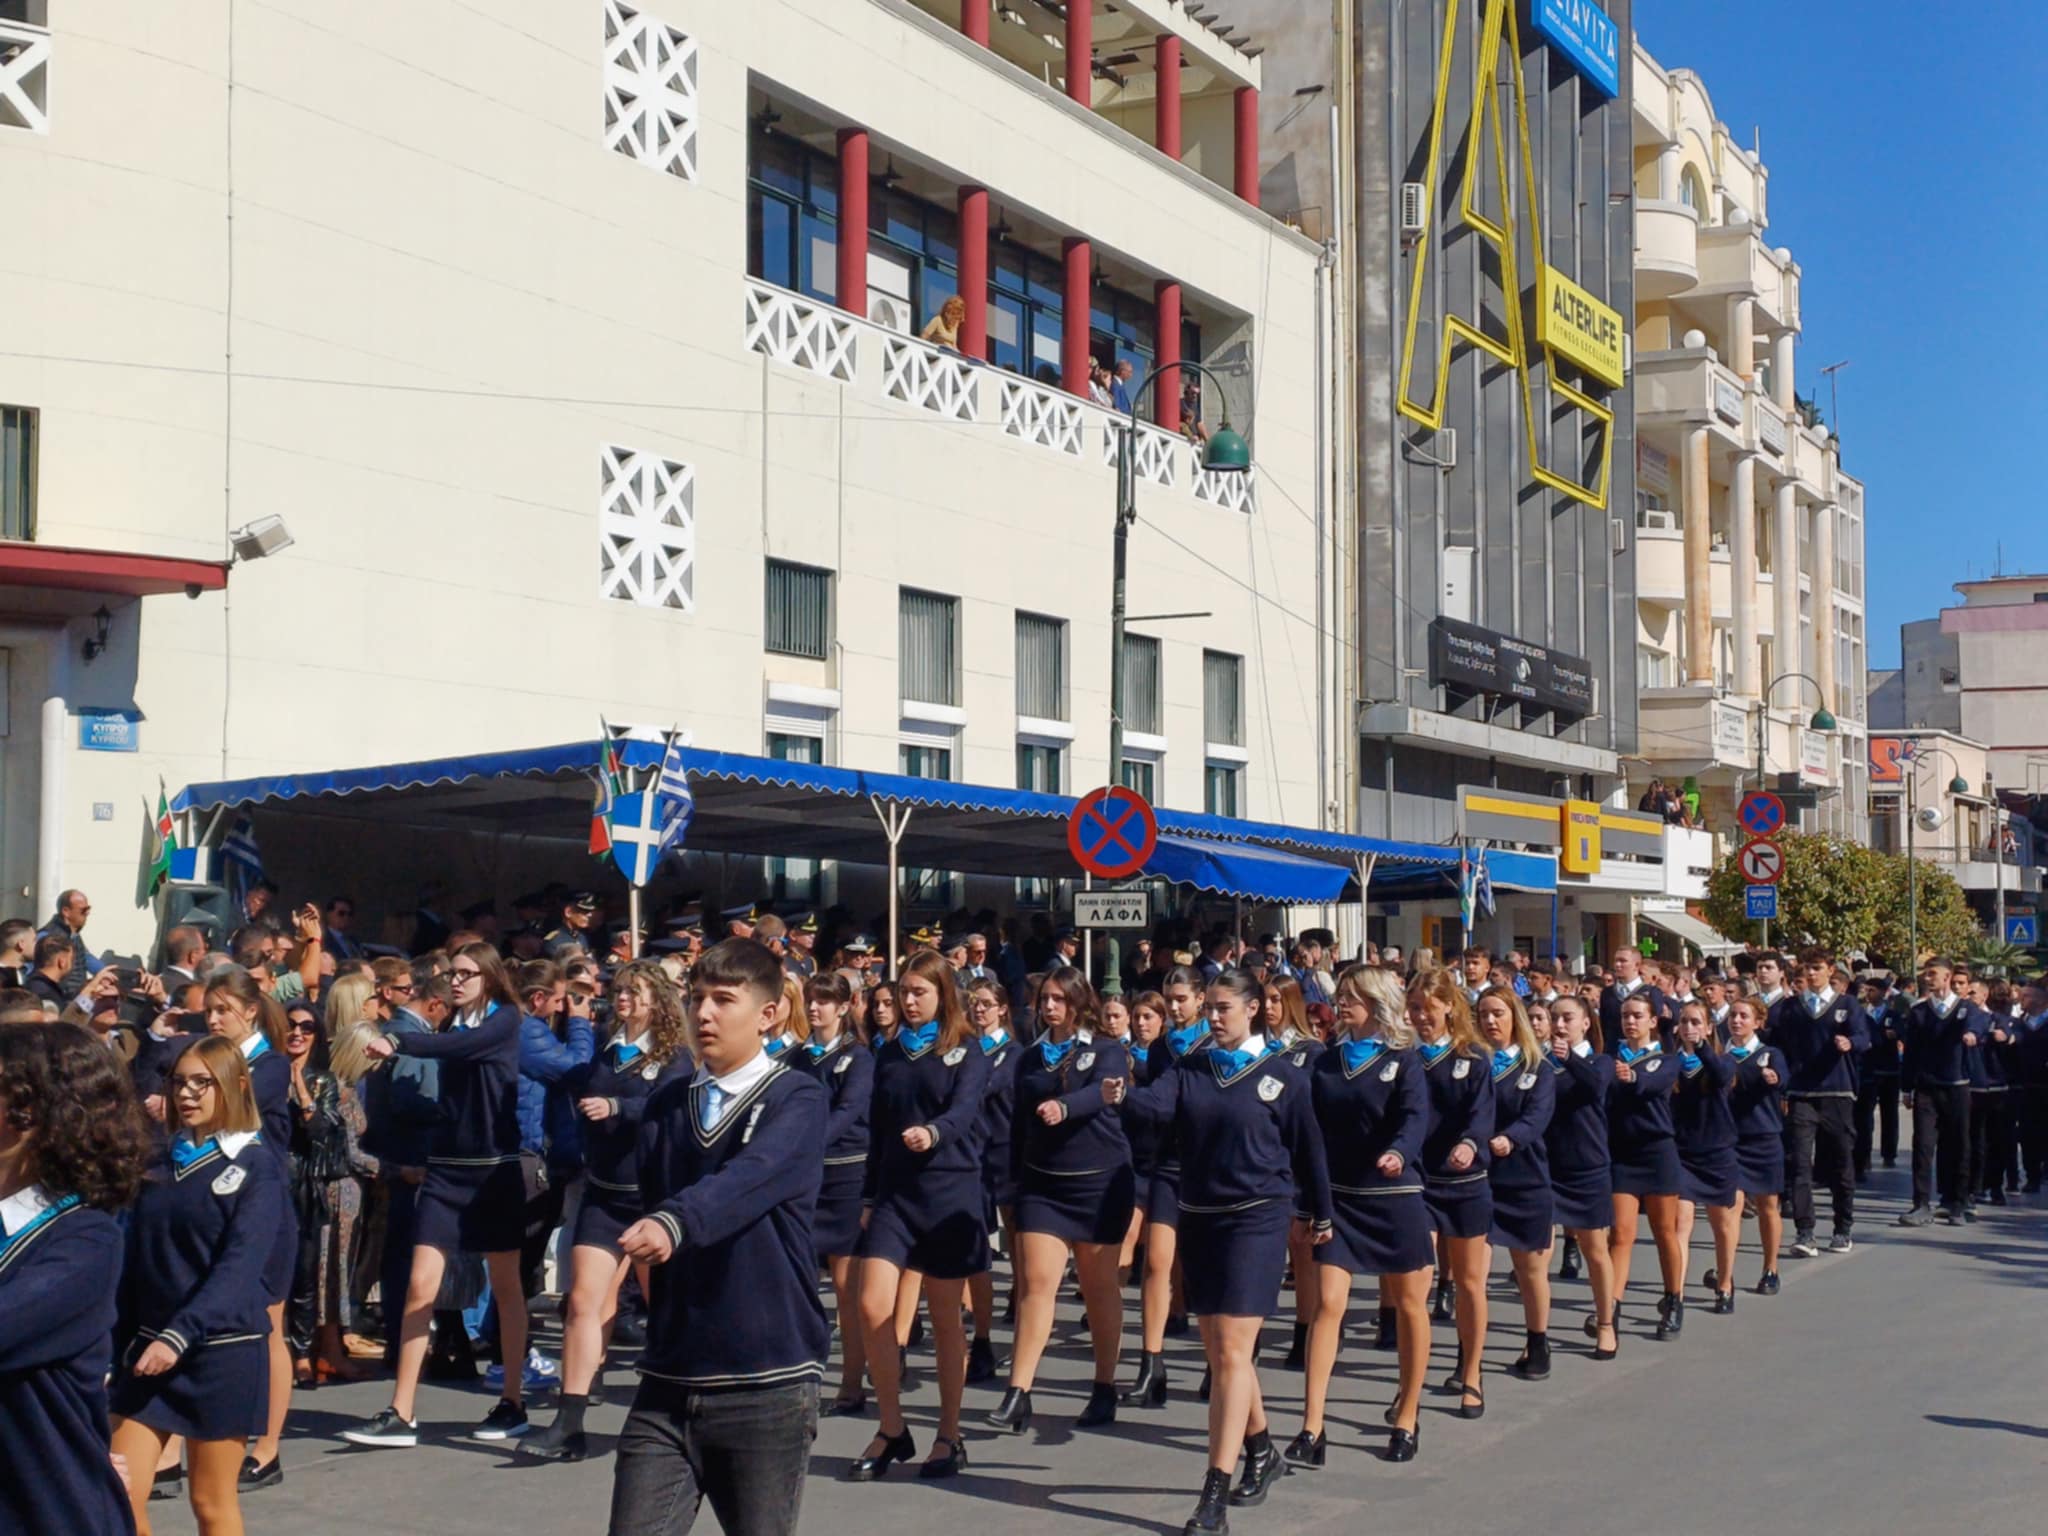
top-left (1633, 0), bottom-right (2048, 666)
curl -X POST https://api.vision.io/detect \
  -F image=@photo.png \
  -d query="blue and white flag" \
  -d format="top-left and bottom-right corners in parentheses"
top-left (656, 731), bottom-right (694, 855)
top-left (221, 816), bottom-right (265, 905)
top-left (608, 791), bottom-right (666, 889)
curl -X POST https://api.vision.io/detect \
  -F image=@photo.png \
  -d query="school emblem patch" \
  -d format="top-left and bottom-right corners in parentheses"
top-left (1076, 1052), bottom-right (1096, 1073)
top-left (1379, 1061), bottom-right (1400, 1082)
top-left (1258, 1076), bottom-right (1284, 1102)
top-left (1518, 1072), bottom-right (1538, 1091)
top-left (211, 1165), bottom-right (246, 1196)
top-left (1452, 1058), bottom-right (1471, 1080)
top-left (1644, 1058), bottom-right (1662, 1073)
top-left (642, 1061), bottom-right (660, 1081)
top-left (1291, 1050), bottom-right (1307, 1067)
top-left (942, 1047), bottom-right (967, 1066)
top-left (834, 1055), bottom-right (852, 1075)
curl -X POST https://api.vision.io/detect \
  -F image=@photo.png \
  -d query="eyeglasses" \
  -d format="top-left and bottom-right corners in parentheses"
top-left (169, 1074), bottom-right (217, 1095)
top-left (384, 982), bottom-right (415, 996)
top-left (451, 967), bottom-right (482, 981)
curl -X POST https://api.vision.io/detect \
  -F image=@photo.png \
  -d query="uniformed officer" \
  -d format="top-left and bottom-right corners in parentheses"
top-left (784, 912), bottom-right (820, 979)
top-left (544, 893), bottom-right (600, 960)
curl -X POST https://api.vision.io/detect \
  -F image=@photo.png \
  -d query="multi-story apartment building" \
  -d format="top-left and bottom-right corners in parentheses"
top-left (1627, 39), bottom-right (1871, 845)
top-left (1887, 574), bottom-right (2048, 789)
top-left (0, 0), bottom-right (1342, 952)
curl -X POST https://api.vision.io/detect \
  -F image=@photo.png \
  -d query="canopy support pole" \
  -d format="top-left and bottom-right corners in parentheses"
top-left (628, 886), bottom-right (643, 960)
top-left (872, 797), bottom-right (914, 978)
top-left (1353, 853), bottom-right (1376, 965)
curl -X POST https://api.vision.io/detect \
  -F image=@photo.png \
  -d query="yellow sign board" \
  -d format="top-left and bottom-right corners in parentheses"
top-left (1537, 268), bottom-right (1625, 389)
top-left (1561, 799), bottom-right (1604, 875)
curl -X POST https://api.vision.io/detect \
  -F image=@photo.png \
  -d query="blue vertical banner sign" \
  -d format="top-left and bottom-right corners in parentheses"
top-left (1533, 0), bottom-right (1620, 99)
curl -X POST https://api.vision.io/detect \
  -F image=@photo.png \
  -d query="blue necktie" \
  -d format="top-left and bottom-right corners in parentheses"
top-left (244, 1035), bottom-right (271, 1064)
top-left (614, 1042), bottom-right (644, 1066)
top-left (1211, 1047), bottom-right (1255, 1075)
top-left (700, 1083), bottom-right (727, 1132)
top-left (1680, 1052), bottom-right (1701, 1071)
top-left (1167, 1023), bottom-right (1206, 1056)
top-left (170, 1135), bottom-right (218, 1170)
top-left (764, 1035), bottom-right (792, 1059)
top-left (1041, 1038), bottom-right (1076, 1068)
top-left (980, 1031), bottom-right (1009, 1055)
top-left (899, 1023), bottom-right (938, 1054)
top-left (1340, 1038), bottom-right (1384, 1073)
top-left (1729, 1044), bottom-right (1754, 1060)
top-left (1418, 1040), bottom-right (1451, 1065)
top-left (1127, 1043), bottom-right (1149, 1066)
top-left (804, 1040), bottom-right (829, 1061)
top-left (1620, 1044), bottom-right (1655, 1065)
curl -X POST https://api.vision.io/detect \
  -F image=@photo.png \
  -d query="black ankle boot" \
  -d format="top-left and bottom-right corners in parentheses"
top-left (1283, 1429), bottom-right (1326, 1468)
top-left (1282, 1322), bottom-right (1307, 1371)
top-left (1655, 1293), bottom-right (1684, 1339)
top-left (1229, 1432), bottom-right (1287, 1506)
top-left (1120, 1350), bottom-right (1167, 1407)
top-left (1185, 1468), bottom-right (1232, 1535)
top-left (1559, 1235), bottom-right (1583, 1280)
top-left (985, 1386), bottom-right (1032, 1434)
top-left (965, 1336), bottom-right (996, 1384)
top-left (1512, 1331), bottom-right (1551, 1379)
top-left (1430, 1276), bottom-right (1455, 1322)
top-left (1075, 1381), bottom-right (1117, 1429)
top-left (1374, 1305), bottom-right (1397, 1351)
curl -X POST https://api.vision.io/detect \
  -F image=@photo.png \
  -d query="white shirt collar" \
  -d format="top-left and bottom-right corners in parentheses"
top-left (218, 1129), bottom-right (259, 1160)
top-left (1238, 1032), bottom-right (1268, 1057)
top-left (1806, 987), bottom-right (1837, 1011)
top-left (1615, 977), bottom-right (1640, 995)
top-left (238, 1032), bottom-right (264, 1059)
top-left (694, 1048), bottom-right (777, 1097)
top-left (1572, 1040), bottom-right (1593, 1058)
top-left (0, 1184), bottom-right (55, 1237)
top-left (1760, 987), bottom-right (1786, 1004)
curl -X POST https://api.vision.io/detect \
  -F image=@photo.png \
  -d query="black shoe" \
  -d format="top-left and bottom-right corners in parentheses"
top-left (1229, 1437), bottom-right (1286, 1506)
top-left (1962, 1203), bottom-right (1980, 1225)
top-left (1756, 1271), bottom-right (1781, 1296)
top-left (1558, 1236), bottom-right (1582, 1281)
top-left (1281, 1322), bottom-right (1307, 1371)
top-left (1898, 1205), bottom-right (1934, 1227)
top-left (985, 1386), bottom-right (1032, 1434)
top-left (1429, 1278), bottom-right (1455, 1323)
top-left (149, 1468), bottom-right (183, 1502)
top-left (425, 1350), bottom-right (479, 1382)
top-left (1701, 1267), bottom-right (1719, 1291)
top-left (919, 1435), bottom-right (967, 1480)
top-left (1282, 1429), bottom-right (1326, 1468)
top-left (1198, 1367), bottom-right (1211, 1402)
top-left (1583, 1312), bottom-right (1602, 1340)
top-left (847, 1429), bottom-right (916, 1481)
top-left (1790, 1230), bottom-right (1820, 1258)
top-left (1121, 1351), bottom-right (1167, 1407)
top-left (237, 1455), bottom-right (282, 1492)
top-left (1510, 1333), bottom-right (1550, 1380)
top-left (1373, 1306), bottom-right (1397, 1351)
top-left (474, 1399), bottom-right (529, 1441)
top-left (1655, 1294), bottom-right (1684, 1340)
top-left (1457, 1381), bottom-right (1485, 1420)
top-left (1076, 1382), bottom-right (1118, 1429)
top-left (1164, 1312), bottom-right (1191, 1338)
top-left (826, 1391), bottom-right (867, 1417)
top-left (1988, 1187), bottom-right (2008, 1207)
top-left (1386, 1425), bottom-right (1419, 1462)
top-left (341, 1407), bottom-right (420, 1449)
top-left (1185, 1468), bottom-right (1232, 1534)
top-left (1712, 1290), bottom-right (1735, 1315)
top-left (965, 1337), bottom-right (997, 1385)
top-left (515, 1423), bottom-right (588, 1463)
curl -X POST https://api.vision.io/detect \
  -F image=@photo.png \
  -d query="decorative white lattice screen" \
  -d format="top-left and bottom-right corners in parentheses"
top-left (602, 1), bottom-right (697, 180)
top-left (600, 444), bottom-right (695, 612)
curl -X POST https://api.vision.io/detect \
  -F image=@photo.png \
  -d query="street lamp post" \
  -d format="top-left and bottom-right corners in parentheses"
top-left (1902, 743), bottom-right (1972, 971)
top-left (1752, 672), bottom-right (1836, 949)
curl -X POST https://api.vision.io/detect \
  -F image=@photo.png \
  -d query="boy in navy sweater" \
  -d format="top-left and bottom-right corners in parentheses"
top-left (611, 939), bottom-right (828, 1536)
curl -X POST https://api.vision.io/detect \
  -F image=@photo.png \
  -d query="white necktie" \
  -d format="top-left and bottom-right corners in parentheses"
top-left (701, 1082), bottom-right (727, 1131)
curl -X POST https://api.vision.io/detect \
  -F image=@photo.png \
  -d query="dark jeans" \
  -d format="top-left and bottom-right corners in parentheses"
top-left (1786, 1096), bottom-right (1856, 1235)
top-left (1910, 1084), bottom-right (1969, 1210)
top-left (1967, 1090), bottom-right (2014, 1196)
top-left (381, 1177), bottom-right (420, 1365)
top-left (2019, 1084), bottom-right (2048, 1184)
top-left (608, 1379), bottom-right (817, 1536)
top-left (1854, 1074), bottom-right (1900, 1173)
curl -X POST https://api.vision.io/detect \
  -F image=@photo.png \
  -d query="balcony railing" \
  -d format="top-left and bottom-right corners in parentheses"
top-left (880, 333), bottom-right (979, 421)
top-left (1099, 418), bottom-right (1183, 488)
top-left (743, 280), bottom-right (857, 383)
top-left (0, 18), bottom-right (50, 134)
top-left (999, 375), bottom-right (1085, 456)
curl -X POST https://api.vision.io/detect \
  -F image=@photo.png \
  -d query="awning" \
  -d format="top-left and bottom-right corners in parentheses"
top-left (1639, 907), bottom-right (1742, 957)
top-left (0, 541), bottom-right (229, 619)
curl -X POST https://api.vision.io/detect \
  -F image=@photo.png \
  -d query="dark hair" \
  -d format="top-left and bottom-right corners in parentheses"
top-left (202, 964), bottom-right (286, 1051)
top-left (1206, 967), bottom-right (1265, 1018)
top-left (1035, 965), bottom-right (1100, 1036)
top-left (1755, 950), bottom-right (1785, 971)
top-left (0, 1024), bottom-right (149, 1211)
top-left (690, 938), bottom-right (785, 1003)
top-left (804, 970), bottom-right (854, 1008)
top-left (898, 949), bottom-right (972, 1054)
top-left (228, 927), bottom-right (269, 970)
top-left (1796, 945), bottom-right (1831, 970)
top-left (32, 932), bottom-right (72, 969)
top-left (453, 942), bottom-right (522, 1014)
top-left (0, 918), bottom-right (34, 952)
top-left (516, 958), bottom-right (564, 1005)
top-left (1162, 964), bottom-right (1207, 996)
top-left (1550, 991), bottom-right (1603, 1054)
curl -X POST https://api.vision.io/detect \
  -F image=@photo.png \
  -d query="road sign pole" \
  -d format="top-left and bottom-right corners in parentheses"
top-left (1082, 871), bottom-right (1093, 984)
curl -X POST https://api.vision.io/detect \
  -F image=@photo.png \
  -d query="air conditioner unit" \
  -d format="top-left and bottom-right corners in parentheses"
top-left (1400, 182), bottom-right (1427, 238)
top-left (1639, 508), bottom-right (1676, 532)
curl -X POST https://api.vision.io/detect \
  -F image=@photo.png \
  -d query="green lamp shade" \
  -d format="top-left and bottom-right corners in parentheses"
top-left (1808, 707), bottom-right (1837, 733)
top-left (1203, 423), bottom-right (1251, 473)
top-left (1949, 775), bottom-right (1971, 797)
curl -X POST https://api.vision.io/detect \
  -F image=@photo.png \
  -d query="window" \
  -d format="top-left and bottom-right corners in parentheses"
top-left (1017, 742), bottom-right (1061, 794)
top-left (1120, 756), bottom-right (1157, 801)
top-left (1016, 612), bottom-right (1067, 720)
top-left (1636, 646), bottom-right (1673, 690)
top-left (1203, 651), bottom-right (1243, 748)
top-left (1123, 634), bottom-right (1162, 735)
top-left (765, 559), bottom-right (832, 659)
top-left (764, 733), bottom-right (822, 902)
top-left (900, 744), bottom-right (953, 780)
top-left (1204, 763), bottom-right (1240, 818)
top-left (0, 405), bottom-right (33, 540)
top-left (599, 444), bottom-right (695, 611)
top-left (900, 589), bottom-right (960, 707)
top-left (1679, 167), bottom-right (1706, 212)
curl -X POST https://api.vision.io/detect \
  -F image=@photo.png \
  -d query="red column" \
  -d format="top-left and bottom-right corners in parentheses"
top-left (1154, 280), bottom-right (1182, 429)
top-left (957, 185), bottom-right (989, 359)
top-left (1233, 86), bottom-right (1259, 206)
top-left (1156, 36), bottom-right (1183, 158)
top-left (1062, 236), bottom-right (1092, 395)
top-left (835, 127), bottom-right (869, 318)
top-left (1066, 1), bottom-right (1093, 106)
top-left (962, 0), bottom-right (989, 46)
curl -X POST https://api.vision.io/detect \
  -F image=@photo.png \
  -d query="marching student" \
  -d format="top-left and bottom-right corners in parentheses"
top-left (1262, 974), bottom-right (1322, 1369)
top-left (2016, 979), bottom-right (2048, 1194)
top-left (1671, 1002), bottom-right (1740, 1315)
top-left (1289, 966), bottom-right (1432, 1467)
top-left (988, 967), bottom-right (1132, 1435)
top-left (1900, 957), bottom-right (1976, 1226)
top-left (1407, 969), bottom-right (1493, 1418)
top-left (1117, 991), bottom-right (1168, 1289)
top-left (849, 949), bottom-right (992, 1482)
top-left (345, 943), bottom-right (534, 1447)
top-left (609, 938), bottom-right (829, 1536)
top-left (1856, 976), bottom-right (1905, 1177)
top-left (0, 1024), bottom-right (151, 1536)
top-left (1105, 969), bottom-right (1331, 1533)
top-left (519, 962), bottom-right (695, 1463)
top-left (1771, 948), bottom-right (1868, 1255)
top-left (1721, 997), bottom-right (1786, 1292)
top-left (1542, 995), bottom-right (1619, 1360)
top-left (1968, 982), bottom-right (2018, 1207)
top-left (1121, 965), bottom-right (1211, 1410)
top-left (1607, 993), bottom-right (1686, 1339)
top-left (963, 975), bottom-right (1017, 1387)
top-left (1752, 952), bottom-right (1792, 1015)
top-left (110, 1035), bottom-right (287, 1536)
top-left (764, 975), bottom-right (812, 1063)
top-left (1475, 987), bottom-right (1556, 1381)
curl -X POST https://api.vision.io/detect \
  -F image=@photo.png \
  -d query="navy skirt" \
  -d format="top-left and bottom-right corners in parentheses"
top-left (1735, 1136), bottom-right (1785, 1201)
top-left (1488, 1180), bottom-right (1556, 1252)
top-left (1015, 1163), bottom-right (1137, 1247)
top-left (812, 1165), bottom-right (865, 1260)
top-left (112, 1338), bottom-right (267, 1442)
top-left (572, 1186), bottom-right (641, 1252)
top-left (859, 1172), bottom-right (989, 1280)
top-left (1423, 1176), bottom-right (1493, 1241)
top-left (415, 1161), bottom-right (526, 1254)
top-left (1551, 1164), bottom-right (1615, 1231)
top-left (1611, 1138), bottom-right (1682, 1199)
top-left (1146, 1164), bottom-right (1182, 1230)
top-left (1321, 1188), bottom-right (1434, 1276)
top-left (1180, 1199), bottom-right (1290, 1316)
top-left (262, 1200), bottom-right (300, 1304)
top-left (1679, 1144), bottom-right (1740, 1208)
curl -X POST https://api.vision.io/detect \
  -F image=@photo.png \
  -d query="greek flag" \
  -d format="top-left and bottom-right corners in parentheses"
top-left (656, 732), bottom-right (694, 855)
top-left (221, 816), bottom-right (264, 904)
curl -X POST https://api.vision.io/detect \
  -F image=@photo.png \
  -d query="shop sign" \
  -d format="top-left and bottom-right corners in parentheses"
top-left (1533, 0), bottom-right (1620, 99)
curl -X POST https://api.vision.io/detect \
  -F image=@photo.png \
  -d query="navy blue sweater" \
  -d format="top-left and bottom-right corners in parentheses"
top-left (1607, 1047), bottom-right (1678, 1160)
top-left (975, 1032), bottom-right (1020, 1199)
top-left (637, 1064), bottom-right (829, 1388)
top-left (1726, 1043), bottom-right (1785, 1142)
top-left (863, 1031), bottom-right (993, 1203)
top-left (391, 1004), bottom-right (523, 1165)
top-left (1142, 1025), bottom-right (1213, 1177)
top-left (0, 1199), bottom-right (132, 1536)
top-left (1902, 996), bottom-right (1979, 1090)
top-left (1766, 991), bottom-right (1869, 1098)
top-left (1011, 1032), bottom-right (1132, 1182)
top-left (1418, 1046), bottom-right (1496, 1186)
top-left (1600, 983), bottom-right (1670, 1052)
top-left (1123, 1047), bottom-right (1331, 1221)
top-left (790, 1033), bottom-right (872, 1171)
top-left (118, 1135), bottom-right (285, 1360)
top-left (1309, 1043), bottom-right (1426, 1193)
top-left (1968, 1011), bottom-right (2017, 1091)
top-left (573, 1036), bottom-right (694, 1198)
top-left (1488, 1049), bottom-right (1555, 1191)
top-left (1544, 1048), bottom-right (1615, 1175)
top-left (1673, 1047), bottom-right (1737, 1155)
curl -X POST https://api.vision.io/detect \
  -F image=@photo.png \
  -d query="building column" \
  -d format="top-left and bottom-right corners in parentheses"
top-left (1154, 279), bottom-right (1182, 428)
top-left (1773, 479), bottom-right (1800, 685)
top-left (1725, 294), bottom-right (1755, 379)
top-left (1062, 236), bottom-right (1091, 395)
top-left (1682, 426), bottom-right (1713, 684)
top-left (1657, 142), bottom-right (1680, 201)
top-left (1814, 501), bottom-right (1837, 710)
top-left (1770, 327), bottom-right (1796, 410)
top-left (1156, 35), bottom-right (1182, 159)
top-left (961, 0), bottom-right (988, 47)
top-left (834, 127), bottom-right (869, 319)
top-left (1066, 0), bottom-right (1092, 105)
top-left (1729, 450), bottom-right (1759, 697)
top-left (957, 186), bottom-right (988, 359)
top-left (1233, 86), bottom-right (1260, 205)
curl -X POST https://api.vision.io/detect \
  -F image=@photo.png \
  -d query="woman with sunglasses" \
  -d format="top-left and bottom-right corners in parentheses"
top-left (1672, 1000), bottom-right (1740, 1320)
top-left (1607, 993), bottom-right (1685, 1340)
top-left (345, 943), bottom-right (532, 1449)
top-left (789, 969), bottom-right (875, 1418)
top-left (1544, 995), bottom-right (1620, 1361)
top-left (1475, 986), bottom-right (1557, 1382)
top-left (0, 1024), bottom-right (150, 1536)
top-left (111, 1035), bottom-right (286, 1536)
top-left (964, 976), bottom-right (1019, 1387)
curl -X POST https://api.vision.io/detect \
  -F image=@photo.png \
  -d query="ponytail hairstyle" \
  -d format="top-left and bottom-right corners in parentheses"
top-left (1206, 967), bottom-right (1266, 1035)
top-left (1550, 991), bottom-right (1602, 1055)
top-left (0, 1023), bottom-right (148, 1211)
top-left (1477, 984), bottom-right (1542, 1066)
top-left (898, 949), bottom-right (971, 1054)
top-left (456, 941), bottom-right (523, 1017)
top-left (202, 964), bottom-right (286, 1053)
top-left (1035, 964), bottom-right (1101, 1039)
top-left (1406, 967), bottom-right (1484, 1056)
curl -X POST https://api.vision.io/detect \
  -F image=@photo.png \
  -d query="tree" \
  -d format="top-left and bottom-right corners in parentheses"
top-left (1703, 833), bottom-right (1881, 954)
top-left (1868, 856), bottom-right (1978, 970)
top-left (1963, 936), bottom-right (2041, 982)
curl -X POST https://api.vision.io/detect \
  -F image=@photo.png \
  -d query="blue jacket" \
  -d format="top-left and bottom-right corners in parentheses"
top-left (518, 1011), bottom-right (596, 1173)
top-left (360, 1009), bottom-right (443, 1168)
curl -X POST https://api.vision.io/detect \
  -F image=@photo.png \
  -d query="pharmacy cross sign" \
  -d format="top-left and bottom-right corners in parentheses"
top-left (1067, 786), bottom-right (1159, 881)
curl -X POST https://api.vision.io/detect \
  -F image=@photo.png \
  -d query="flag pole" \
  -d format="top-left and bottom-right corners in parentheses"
top-left (628, 886), bottom-right (642, 961)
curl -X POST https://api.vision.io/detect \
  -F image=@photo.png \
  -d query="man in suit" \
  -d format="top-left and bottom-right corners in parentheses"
top-left (1599, 946), bottom-right (1667, 1052)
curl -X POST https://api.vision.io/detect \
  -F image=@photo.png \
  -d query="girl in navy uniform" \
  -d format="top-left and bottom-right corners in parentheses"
top-left (1606, 993), bottom-right (1686, 1340)
top-left (851, 950), bottom-right (992, 1482)
top-left (1122, 966), bottom-right (1210, 1409)
top-left (1543, 996), bottom-right (1620, 1360)
top-left (793, 969), bottom-right (875, 1416)
top-left (766, 975), bottom-right (812, 1064)
top-left (1407, 969), bottom-right (1493, 1419)
top-left (346, 943), bottom-right (533, 1447)
top-left (0, 1024), bottom-right (150, 1536)
top-left (1263, 975), bottom-right (1322, 1371)
top-left (1672, 1001), bottom-right (1740, 1319)
top-left (1118, 992), bottom-right (1168, 1287)
top-left (111, 1035), bottom-right (287, 1536)
top-left (1724, 997), bottom-right (1786, 1294)
top-left (520, 961), bottom-right (694, 1463)
top-left (963, 976), bottom-right (1017, 1387)
top-left (1475, 986), bottom-right (1557, 1380)
top-left (1107, 969), bottom-right (1331, 1533)
top-left (199, 967), bottom-right (295, 1490)
top-left (989, 968), bottom-right (1133, 1433)
top-left (1289, 966), bottom-right (1432, 1467)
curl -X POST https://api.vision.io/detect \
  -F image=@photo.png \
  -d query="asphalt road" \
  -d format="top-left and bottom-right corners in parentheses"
top-left (148, 1167), bottom-right (2048, 1536)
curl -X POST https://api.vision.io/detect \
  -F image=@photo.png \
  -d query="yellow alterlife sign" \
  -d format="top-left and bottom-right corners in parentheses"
top-left (1561, 799), bottom-right (1603, 875)
top-left (1538, 268), bottom-right (1625, 389)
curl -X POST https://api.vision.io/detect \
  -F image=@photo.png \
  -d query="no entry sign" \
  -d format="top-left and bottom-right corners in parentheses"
top-left (1067, 785), bottom-right (1159, 881)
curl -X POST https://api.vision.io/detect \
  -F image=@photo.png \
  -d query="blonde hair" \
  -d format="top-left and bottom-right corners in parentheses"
top-left (778, 974), bottom-right (812, 1044)
top-left (325, 972), bottom-right (382, 1086)
top-left (174, 1036), bottom-right (261, 1138)
top-left (1475, 984), bottom-right (1541, 1066)
top-left (1335, 966), bottom-right (1415, 1050)
top-left (1407, 968), bottom-right (1484, 1056)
